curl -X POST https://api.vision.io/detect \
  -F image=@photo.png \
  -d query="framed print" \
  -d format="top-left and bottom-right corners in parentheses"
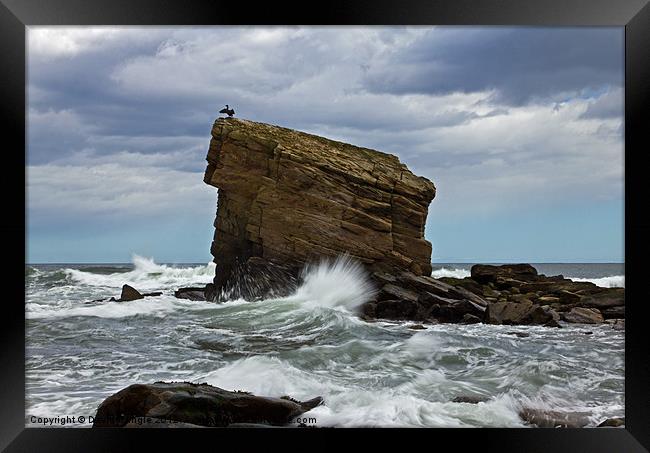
top-left (3, 0), bottom-right (649, 451)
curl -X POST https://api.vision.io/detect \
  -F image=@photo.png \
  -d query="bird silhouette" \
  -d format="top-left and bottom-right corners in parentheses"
top-left (219, 104), bottom-right (235, 117)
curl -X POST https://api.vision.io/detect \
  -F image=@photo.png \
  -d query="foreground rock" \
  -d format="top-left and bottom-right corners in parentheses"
top-left (203, 118), bottom-right (435, 301)
top-left (598, 417), bottom-right (625, 427)
top-left (93, 382), bottom-right (323, 428)
top-left (519, 407), bottom-right (590, 428)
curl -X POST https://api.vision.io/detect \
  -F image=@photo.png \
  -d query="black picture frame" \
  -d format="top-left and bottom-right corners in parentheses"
top-left (4, 0), bottom-right (649, 451)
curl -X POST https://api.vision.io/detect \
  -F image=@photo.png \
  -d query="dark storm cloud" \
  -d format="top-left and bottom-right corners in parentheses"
top-left (362, 27), bottom-right (624, 105)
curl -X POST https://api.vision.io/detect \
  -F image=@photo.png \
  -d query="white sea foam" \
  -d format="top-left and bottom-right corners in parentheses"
top-left (64, 254), bottom-right (215, 290)
top-left (26, 295), bottom-right (222, 319)
top-left (569, 275), bottom-right (625, 288)
top-left (288, 254), bottom-right (376, 311)
top-left (430, 267), bottom-right (471, 279)
top-left (198, 354), bottom-right (528, 427)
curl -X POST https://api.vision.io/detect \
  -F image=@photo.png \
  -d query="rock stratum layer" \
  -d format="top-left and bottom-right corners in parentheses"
top-left (203, 118), bottom-right (435, 300)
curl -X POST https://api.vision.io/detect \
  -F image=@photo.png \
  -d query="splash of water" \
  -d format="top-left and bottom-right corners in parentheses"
top-left (289, 254), bottom-right (376, 311)
top-left (431, 267), bottom-right (471, 279)
top-left (64, 254), bottom-right (215, 290)
top-left (570, 276), bottom-right (625, 288)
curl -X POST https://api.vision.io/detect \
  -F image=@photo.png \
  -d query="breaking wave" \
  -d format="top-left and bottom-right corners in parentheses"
top-left (63, 254), bottom-right (215, 290)
top-left (429, 266), bottom-right (624, 288)
top-left (570, 276), bottom-right (625, 288)
top-left (431, 267), bottom-right (471, 279)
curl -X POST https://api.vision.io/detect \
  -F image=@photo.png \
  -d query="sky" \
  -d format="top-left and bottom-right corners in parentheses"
top-left (26, 26), bottom-right (624, 263)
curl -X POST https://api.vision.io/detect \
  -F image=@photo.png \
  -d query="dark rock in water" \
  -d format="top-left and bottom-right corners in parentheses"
top-left (471, 264), bottom-right (538, 285)
top-left (142, 291), bottom-right (162, 297)
top-left (452, 395), bottom-right (488, 404)
top-left (600, 305), bottom-right (625, 319)
top-left (506, 331), bottom-right (530, 338)
top-left (519, 408), bottom-right (590, 428)
top-left (175, 287), bottom-right (208, 301)
top-left (92, 382), bottom-right (323, 428)
top-left (544, 318), bottom-right (562, 328)
top-left (597, 417), bottom-right (625, 427)
top-left (461, 313), bottom-right (482, 324)
top-left (120, 284), bottom-right (144, 302)
top-left (562, 307), bottom-right (604, 324)
top-left (408, 324), bottom-right (427, 330)
top-left (606, 319), bottom-right (625, 330)
top-left (205, 257), bottom-right (300, 302)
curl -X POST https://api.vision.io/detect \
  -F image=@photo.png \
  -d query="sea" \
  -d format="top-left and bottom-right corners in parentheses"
top-left (25, 256), bottom-right (625, 428)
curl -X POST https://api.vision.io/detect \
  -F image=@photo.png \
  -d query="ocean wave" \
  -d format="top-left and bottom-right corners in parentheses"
top-left (430, 268), bottom-right (471, 279)
top-left (64, 254), bottom-right (215, 290)
top-left (569, 275), bottom-right (625, 288)
top-left (26, 295), bottom-right (222, 320)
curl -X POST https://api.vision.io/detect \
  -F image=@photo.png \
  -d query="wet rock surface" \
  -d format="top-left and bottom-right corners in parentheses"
top-left (93, 381), bottom-right (323, 427)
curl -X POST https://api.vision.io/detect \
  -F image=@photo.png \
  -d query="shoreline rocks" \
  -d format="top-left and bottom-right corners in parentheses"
top-left (193, 118), bottom-right (623, 328)
top-left (93, 382), bottom-right (323, 428)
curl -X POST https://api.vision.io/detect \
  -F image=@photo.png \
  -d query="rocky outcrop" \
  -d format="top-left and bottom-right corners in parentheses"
top-left (101, 284), bottom-right (162, 302)
top-left (361, 270), bottom-right (487, 323)
top-left (92, 382), bottom-right (323, 427)
top-left (119, 284), bottom-right (144, 301)
top-left (194, 118), bottom-right (624, 328)
top-left (203, 118), bottom-right (435, 301)
top-left (437, 264), bottom-right (624, 326)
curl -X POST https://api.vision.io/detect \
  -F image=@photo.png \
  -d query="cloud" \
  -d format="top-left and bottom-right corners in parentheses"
top-left (361, 27), bottom-right (624, 106)
top-left (27, 161), bottom-right (216, 230)
top-left (580, 87), bottom-right (624, 119)
top-left (28, 27), bottom-right (168, 59)
top-left (26, 27), bottom-right (625, 261)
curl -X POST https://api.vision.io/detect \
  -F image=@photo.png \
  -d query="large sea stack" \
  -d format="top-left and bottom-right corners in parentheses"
top-left (185, 117), bottom-right (624, 328)
top-left (203, 118), bottom-right (435, 301)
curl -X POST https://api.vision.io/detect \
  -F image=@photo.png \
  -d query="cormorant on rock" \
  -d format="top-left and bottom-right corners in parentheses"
top-left (219, 104), bottom-right (235, 117)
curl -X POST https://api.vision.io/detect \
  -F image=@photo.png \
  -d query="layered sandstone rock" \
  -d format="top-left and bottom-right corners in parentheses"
top-left (203, 118), bottom-right (435, 301)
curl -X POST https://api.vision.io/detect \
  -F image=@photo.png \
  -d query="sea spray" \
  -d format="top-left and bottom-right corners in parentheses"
top-left (64, 254), bottom-right (215, 290)
top-left (431, 267), bottom-right (471, 279)
top-left (289, 254), bottom-right (376, 311)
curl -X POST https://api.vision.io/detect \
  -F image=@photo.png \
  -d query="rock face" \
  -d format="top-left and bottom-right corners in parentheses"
top-left (93, 382), bottom-right (323, 427)
top-left (203, 118), bottom-right (435, 301)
